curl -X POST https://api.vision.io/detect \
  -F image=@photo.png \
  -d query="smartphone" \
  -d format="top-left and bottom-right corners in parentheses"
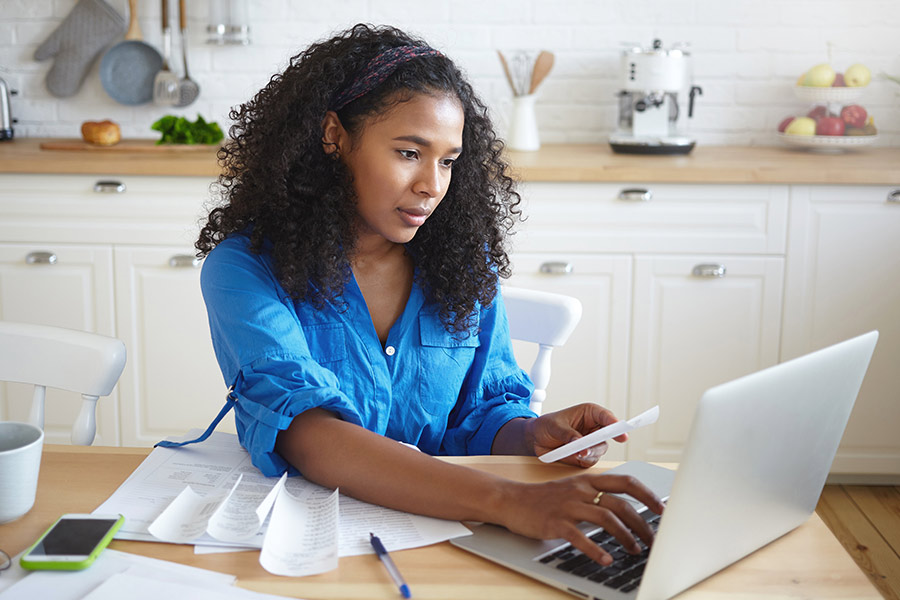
top-left (19, 513), bottom-right (125, 571)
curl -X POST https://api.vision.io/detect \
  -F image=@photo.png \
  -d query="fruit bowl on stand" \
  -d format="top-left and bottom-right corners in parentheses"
top-left (777, 133), bottom-right (878, 152)
top-left (793, 85), bottom-right (864, 104)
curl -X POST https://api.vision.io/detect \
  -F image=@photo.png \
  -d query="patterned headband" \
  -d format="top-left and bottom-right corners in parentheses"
top-left (330, 45), bottom-right (443, 111)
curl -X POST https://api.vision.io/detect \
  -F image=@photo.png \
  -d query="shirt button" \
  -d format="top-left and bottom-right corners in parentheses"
top-left (385, 345), bottom-right (396, 356)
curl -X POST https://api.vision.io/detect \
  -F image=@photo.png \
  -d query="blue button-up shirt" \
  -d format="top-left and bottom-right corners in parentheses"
top-left (200, 234), bottom-right (535, 476)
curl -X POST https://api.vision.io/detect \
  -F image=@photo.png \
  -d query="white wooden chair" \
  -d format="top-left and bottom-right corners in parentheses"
top-left (501, 286), bottom-right (582, 415)
top-left (0, 321), bottom-right (126, 445)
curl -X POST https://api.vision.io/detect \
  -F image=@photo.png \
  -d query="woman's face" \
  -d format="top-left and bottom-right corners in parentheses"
top-left (339, 92), bottom-right (465, 248)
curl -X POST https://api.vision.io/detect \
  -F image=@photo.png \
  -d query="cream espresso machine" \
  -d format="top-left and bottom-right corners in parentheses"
top-left (609, 39), bottom-right (702, 155)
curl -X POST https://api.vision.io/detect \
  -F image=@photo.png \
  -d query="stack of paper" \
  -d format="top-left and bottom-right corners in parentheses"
top-left (93, 431), bottom-right (471, 576)
top-left (0, 549), bottom-right (289, 600)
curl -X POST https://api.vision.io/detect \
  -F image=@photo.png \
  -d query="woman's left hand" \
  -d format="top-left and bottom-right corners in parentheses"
top-left (528, 404), bottom-right (628, 468)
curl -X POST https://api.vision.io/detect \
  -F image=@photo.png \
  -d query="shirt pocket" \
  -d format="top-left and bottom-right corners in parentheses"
top-left (417, 314), bottom-right (480, 416)
top-left (304, 323), bottom-right (347, 365)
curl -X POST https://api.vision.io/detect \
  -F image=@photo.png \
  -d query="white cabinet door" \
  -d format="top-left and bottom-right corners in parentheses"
top-left (628, 255), bottom-right (784, 462)
top-left (783, 185), bottom-right (900, 476)
top-left (507, 253), bottom-right (632, 460)
top-left (0, 243), bottom-right (119, 445)
top-left (114, 247), bottom-right (232, 447)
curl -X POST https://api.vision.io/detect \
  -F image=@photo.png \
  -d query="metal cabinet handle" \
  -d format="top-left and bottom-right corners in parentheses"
top-left (539, 261), bottom-right (574, 275)
top-left (168, 254), bottom-right (202, 268)
top-left (93, 180), bottom-right (126, 193)
top-left (617, 188), bottom-right (653, 202)
top-left (25, 251), bottom-right (57, 265)
top-left (888, 189), bottom-right (900, 203)
top-left (692, 264), bottom-right (726, 278)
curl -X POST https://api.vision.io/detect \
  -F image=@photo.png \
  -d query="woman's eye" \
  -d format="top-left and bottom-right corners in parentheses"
top-left (399, 149), bottom-right (418, 159)
top-left (441, 158), bottom-right (456, 168)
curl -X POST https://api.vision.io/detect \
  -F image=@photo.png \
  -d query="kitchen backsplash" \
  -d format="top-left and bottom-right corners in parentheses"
top-left (1, 0), bottom-right (899, 146)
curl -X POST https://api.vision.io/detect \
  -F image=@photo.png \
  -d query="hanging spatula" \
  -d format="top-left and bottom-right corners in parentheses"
top-left (153, 0), bottom-right (179, 105)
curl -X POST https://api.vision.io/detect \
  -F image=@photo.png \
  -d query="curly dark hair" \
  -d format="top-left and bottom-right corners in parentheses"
top-left (196, 23), bottom-right (522, 334)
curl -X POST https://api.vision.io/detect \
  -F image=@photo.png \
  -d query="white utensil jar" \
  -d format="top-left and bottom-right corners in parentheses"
top-left (507, 94), bottom-right (540, 151)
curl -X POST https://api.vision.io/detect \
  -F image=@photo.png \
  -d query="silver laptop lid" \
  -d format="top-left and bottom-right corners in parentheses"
top-left (636, 330), bottom-right (878, 600)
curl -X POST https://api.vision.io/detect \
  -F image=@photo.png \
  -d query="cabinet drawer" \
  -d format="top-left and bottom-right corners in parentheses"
top-left (513, 182), bottom-right (788, 255)
top-left (0, 174), bottom-right (215, 246)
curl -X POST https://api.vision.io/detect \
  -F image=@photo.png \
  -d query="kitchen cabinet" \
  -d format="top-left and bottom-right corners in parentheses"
top-left (782, 185), bottom-right (900, 478)
top-left (0, 174), bottom-right (231, 447)
top-left (114, 247), bottom-right (231, 447)
top-left (509, 182), bottom-right (789, 463)
top-left (1, 167), bottom-right (897, 478)
top-left (0, 242), bottom-right (119, 444)
top-left (628, 255), bottom-right (784, 462)
top-left (506, 253), bottom-right (632, 460)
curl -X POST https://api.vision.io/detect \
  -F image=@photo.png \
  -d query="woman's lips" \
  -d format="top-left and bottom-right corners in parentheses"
top-left (398, 207), bottom-right (430, 227)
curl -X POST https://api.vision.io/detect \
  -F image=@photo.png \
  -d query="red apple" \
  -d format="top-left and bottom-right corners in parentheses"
top-left (816, 116), bottom-right (845, 136)
top-left (777, 116), bottom-right (795, 132)
top-left (840, 104), bottom-right (867, 128)
top-left (832, 73), bottom-right (845, 87)
top-left (807, 105), bottom-right (829, 120)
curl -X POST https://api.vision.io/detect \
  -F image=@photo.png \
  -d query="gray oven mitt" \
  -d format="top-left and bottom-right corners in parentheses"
top-left (34, 0), bottom-right (125, 97)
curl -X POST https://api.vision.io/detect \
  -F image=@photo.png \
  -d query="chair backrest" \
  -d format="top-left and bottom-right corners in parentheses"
top-left (501, 286), bottom-right (582, 415)
top-left (0, 321), bottom-right (126, 445)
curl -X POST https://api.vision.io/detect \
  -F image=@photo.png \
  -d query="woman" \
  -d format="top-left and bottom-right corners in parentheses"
top-left (194, 24), bottom-right (662, 565)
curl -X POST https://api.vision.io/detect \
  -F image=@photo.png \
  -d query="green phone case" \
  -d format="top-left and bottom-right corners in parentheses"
top-left (19, 514), bottom-right (125, 571)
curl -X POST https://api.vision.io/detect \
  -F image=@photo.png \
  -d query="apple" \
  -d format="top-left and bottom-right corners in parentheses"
top-left (816, 116), bottom-right (845, 136)
top-left (844, 63), bottom-right (871, 87)
top-left (784, 117), bottom-right (816, 135)
top-left (777, 116), bottom-right (795, 132)
top-left (807, 105), bottom-right (829, 120)
top-left (840, 104), bottom-right (867, 128)
top-left (796, 73), bottom-right (806, 86)
top-left (803, 63), bottom-right (836, 87)
top-left (832, 73), bottom-right (845, 87)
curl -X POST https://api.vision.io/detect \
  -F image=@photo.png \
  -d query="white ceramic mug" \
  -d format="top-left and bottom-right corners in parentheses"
top-left (0, 421), bottom-right (44, 523)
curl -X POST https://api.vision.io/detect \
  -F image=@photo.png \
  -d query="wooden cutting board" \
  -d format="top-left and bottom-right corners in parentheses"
top-left (39, 139), bottom-right (221, 152)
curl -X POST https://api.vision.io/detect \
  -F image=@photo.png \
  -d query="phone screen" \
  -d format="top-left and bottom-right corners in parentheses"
top-left (27, 517), bottom-right (121, 558)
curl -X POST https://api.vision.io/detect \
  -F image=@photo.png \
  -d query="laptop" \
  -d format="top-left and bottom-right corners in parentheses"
top-left (451, 331), bottom-right (878, 600)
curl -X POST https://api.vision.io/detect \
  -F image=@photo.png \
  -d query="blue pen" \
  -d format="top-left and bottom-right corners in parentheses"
top-left (370, 532), bottom-right (412, 599)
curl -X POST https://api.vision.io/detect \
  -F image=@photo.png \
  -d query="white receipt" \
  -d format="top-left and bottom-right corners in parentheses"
top-left (538, 405), bottom-right (660, 463)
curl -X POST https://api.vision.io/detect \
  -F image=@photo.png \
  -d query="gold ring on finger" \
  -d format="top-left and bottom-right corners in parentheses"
top-left (592, 491), bottom-right (604, 505)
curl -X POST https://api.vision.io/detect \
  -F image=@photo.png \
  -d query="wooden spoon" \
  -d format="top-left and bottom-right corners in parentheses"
top-left (497, 50), bottom-right (518, 95)
top-left (529, 50), bottom-right (555, 94)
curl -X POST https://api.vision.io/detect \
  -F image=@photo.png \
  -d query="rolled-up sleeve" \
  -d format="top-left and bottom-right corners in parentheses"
top-left (441, 290), bottom-right (536, 456)
top-left (201, 237), bottom-right (361, 475)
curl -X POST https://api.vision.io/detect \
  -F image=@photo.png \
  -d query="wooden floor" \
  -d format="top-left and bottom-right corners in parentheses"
top-left (817, 484), bottom-right (900, 600)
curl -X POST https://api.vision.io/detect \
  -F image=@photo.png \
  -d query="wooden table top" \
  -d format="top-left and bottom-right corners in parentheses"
top-left (2, 138), bottom-right (898, 184)
top-left (0, 445), bottom-right (881, 599)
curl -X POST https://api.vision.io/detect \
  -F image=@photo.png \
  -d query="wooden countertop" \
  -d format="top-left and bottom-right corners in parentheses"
top-left (1, 137), bottom-right (899, 184)
top-left (0, 138), bottom-right (222, 177)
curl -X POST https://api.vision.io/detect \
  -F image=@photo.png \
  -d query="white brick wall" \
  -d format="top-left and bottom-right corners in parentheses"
top-left (1, 0), bottom-right (898, 147)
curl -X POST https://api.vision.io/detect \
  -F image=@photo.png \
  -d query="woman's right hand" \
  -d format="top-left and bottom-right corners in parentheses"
top-left (497, 473), bottom-right (665, 566)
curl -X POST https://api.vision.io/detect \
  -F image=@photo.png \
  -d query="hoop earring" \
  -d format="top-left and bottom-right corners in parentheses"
top-left (322, 140), bottom-right (340, 160)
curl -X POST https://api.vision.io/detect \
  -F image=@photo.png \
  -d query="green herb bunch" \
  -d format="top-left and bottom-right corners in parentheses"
top-left (151, 115), bottom-right (225, 145)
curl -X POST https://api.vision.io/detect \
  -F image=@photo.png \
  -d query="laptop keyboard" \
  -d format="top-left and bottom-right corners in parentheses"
top-left (537, 511), bottom-right (661, 594)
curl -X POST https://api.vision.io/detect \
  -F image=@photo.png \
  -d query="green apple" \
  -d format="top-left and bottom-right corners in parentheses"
top-left (845, 63), bottom-right (871, 87)
top-left (803, 63), bottom-right (836, 87)
top-left (784, 117), bottom-right (817, 135)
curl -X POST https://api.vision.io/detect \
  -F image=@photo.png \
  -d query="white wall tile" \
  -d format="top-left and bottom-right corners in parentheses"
top-left (0, 0), bottom-right (898, 146)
